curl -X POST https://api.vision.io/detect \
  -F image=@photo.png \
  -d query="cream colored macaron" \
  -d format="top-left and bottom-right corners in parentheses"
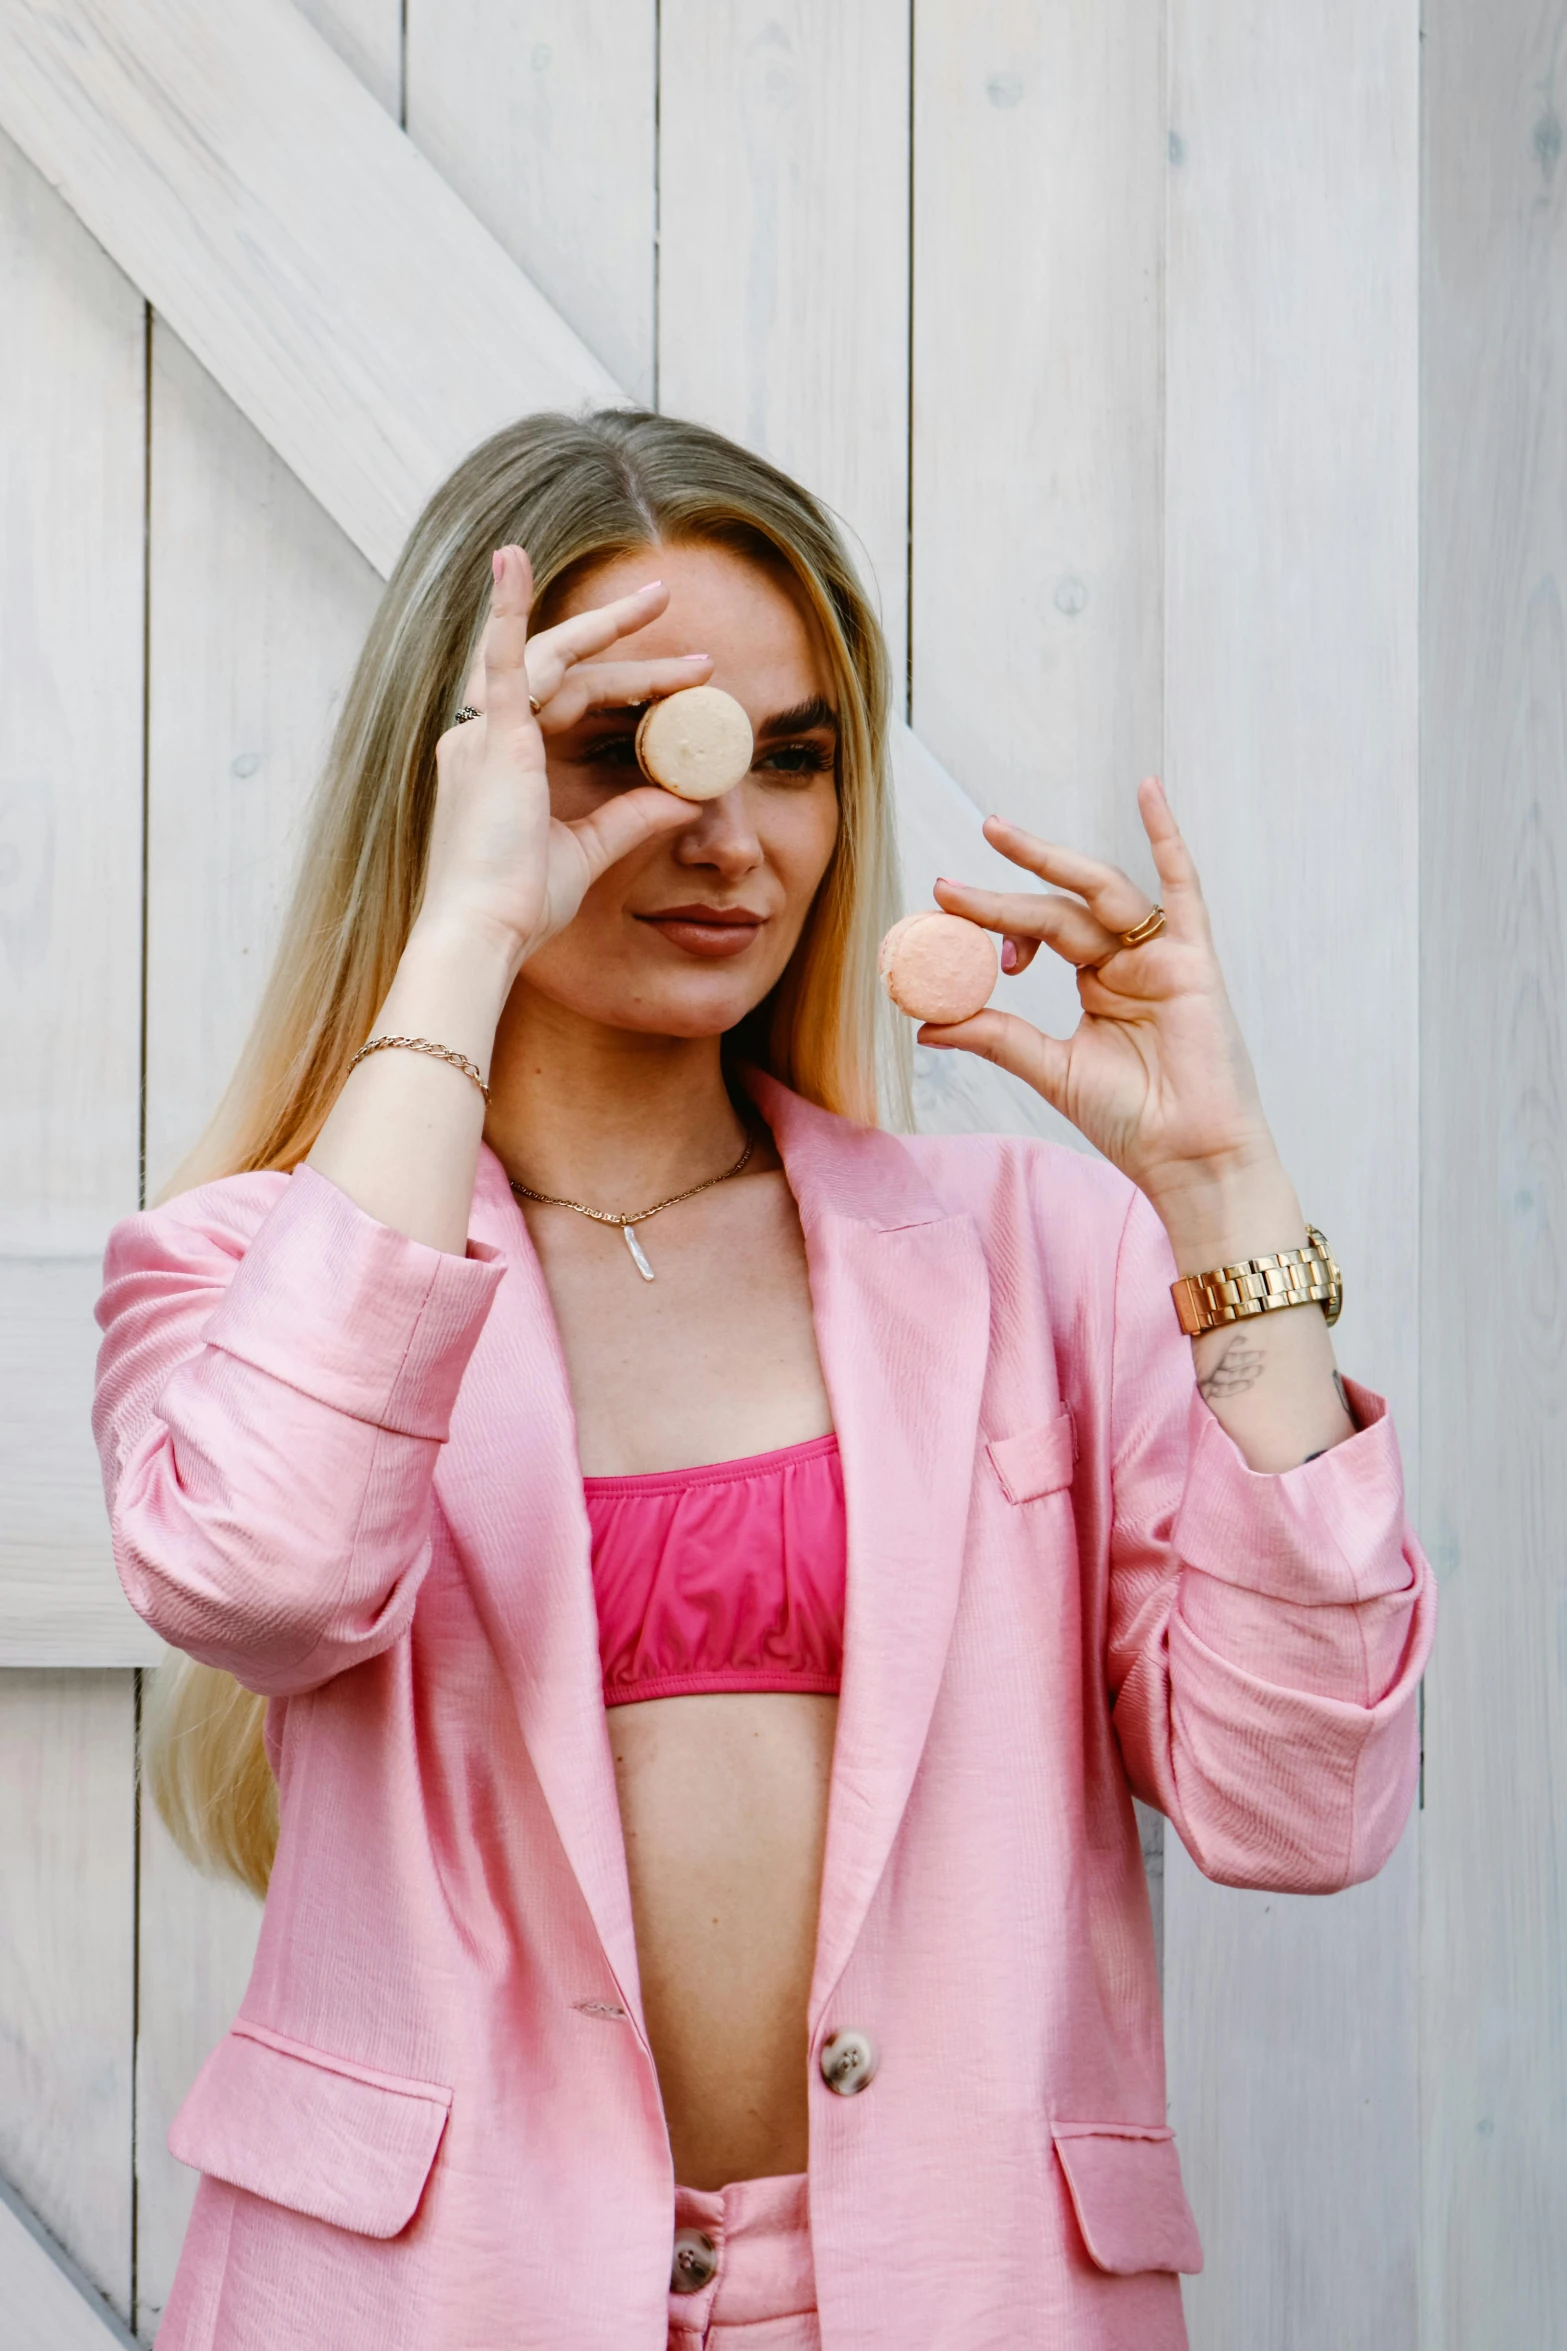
top-left (878, 909), bottom-right (999, 1025)
top-left (635, 686), bottom-right (754, 801)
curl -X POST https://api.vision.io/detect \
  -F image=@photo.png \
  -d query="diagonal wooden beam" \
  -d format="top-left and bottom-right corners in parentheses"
top-left (0, 0), bottom-right (620, 575)
top-left (0, 2169), bottom-right (139, 2347)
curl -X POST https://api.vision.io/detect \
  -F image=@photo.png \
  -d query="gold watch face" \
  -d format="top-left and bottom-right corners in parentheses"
top-left (1307, 1226), bottom-right (1343, 1327)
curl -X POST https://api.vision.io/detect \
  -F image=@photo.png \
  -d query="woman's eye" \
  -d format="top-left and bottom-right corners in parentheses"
top-left (581, 735), bottom-right (640, 771)
top-left (757, 740), bottom-right (835, 778)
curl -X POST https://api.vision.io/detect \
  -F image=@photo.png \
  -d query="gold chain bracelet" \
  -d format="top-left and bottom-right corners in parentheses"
top-left (1171, 1225), bottom-right (1342, 1336)
top-left (347, 1035), bottom-right (490, 1103)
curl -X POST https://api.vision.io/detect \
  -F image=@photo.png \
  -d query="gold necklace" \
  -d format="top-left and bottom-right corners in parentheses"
top-left (508, 1133), bottom-right (755, 1282)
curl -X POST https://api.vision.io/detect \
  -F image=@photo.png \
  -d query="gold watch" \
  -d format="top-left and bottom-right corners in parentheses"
top-left (1171, 1226), bottom-right (1342, 1337)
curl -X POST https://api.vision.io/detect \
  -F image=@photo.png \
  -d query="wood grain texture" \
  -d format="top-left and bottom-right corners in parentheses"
top-left (134, 1797), bottom-right (262, 2342)
top-left (0, 126), bottom-right (144, 1257)
top-left (1420, 2), bottom-right (1567, 2338)
top-left (1161, 7), bottom-right (1421, 2346)
top-left (0, 0), bottom-right (618, 578)
top-left (0, 2176), bottom-right (137, 2348)
top-left (143, 324), bottom-right (384, 1197)
top-left (294, 0), bottom-right (402, 119)
top-left (658, 0), bottom-right (910, 683)
top-left (405, 0), bottom-right (656, 401)
top-left (0, 125), bottom-right (148, 1653)
top-left (910, 2), bottom-right (1165, 870)
top-left (0, 1674), bottom-right (136, 2320)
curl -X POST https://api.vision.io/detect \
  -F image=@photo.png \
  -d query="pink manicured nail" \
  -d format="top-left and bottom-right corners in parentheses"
top-left (682, 652), bottom-right (710, 662)
top-left (640, 580), bottom-right (665, 595)
top-left (492, 550), bottom-right (504, 583)
top-left (1002, 941), bottom-right (1018, 972)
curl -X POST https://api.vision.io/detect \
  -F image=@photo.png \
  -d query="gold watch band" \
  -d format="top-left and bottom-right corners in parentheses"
top-left (1171, 1225), bottom-right (1343, 1337)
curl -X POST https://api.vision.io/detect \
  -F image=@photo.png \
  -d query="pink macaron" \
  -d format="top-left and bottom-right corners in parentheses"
top-left (878, 910), bottom-right (999, 1025)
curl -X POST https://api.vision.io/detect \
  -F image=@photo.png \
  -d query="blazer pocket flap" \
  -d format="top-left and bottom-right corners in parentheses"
top-left (169, 2023), bottom-right (452, 2239)
top-left (1053, 2124), bottom-right (1203, 2276)
top-left (988, 1411), bottom-right (1076, 1504)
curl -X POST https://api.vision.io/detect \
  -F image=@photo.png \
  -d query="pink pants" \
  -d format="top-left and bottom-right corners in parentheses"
top-left (667, 2172), bottom-right (818, 2349)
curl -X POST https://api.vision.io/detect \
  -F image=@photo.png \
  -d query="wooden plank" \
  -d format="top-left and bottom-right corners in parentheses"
top-left (143, 324), bottom-right (384, 1198)
top-left (1160, 6), bottom-right (1421, 2346)
top-left (295, 0), bottom-right (402, 120)
top-left (1419, 1), bottom-right (1567, 2339)
top-left (0, 0), bottom-right (619, 579)
top-left (405, 0), bottom-right (656, 401)
top-left (0, 2176), bottom-right (138, 2349)
top-left (0, 1674), bottom-right (136, 2321)
top-left (658, 0), bottom-right (910, 685)
top-left (0, 124), bottom-right (144, 1256)
top-left (0, 124), bottom-right (149, 1656)
top-left (910, 2), bottom-right (1165, 870)
top-left (134, 1798), bottom-right (262, 2340)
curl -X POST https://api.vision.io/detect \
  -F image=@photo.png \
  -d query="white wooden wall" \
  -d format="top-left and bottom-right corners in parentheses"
top-left (0, 1), bottom-right (1559, 2341)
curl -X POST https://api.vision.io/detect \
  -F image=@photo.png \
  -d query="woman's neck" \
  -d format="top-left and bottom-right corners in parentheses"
top-left (485, 982), bottom-right (753, 1207)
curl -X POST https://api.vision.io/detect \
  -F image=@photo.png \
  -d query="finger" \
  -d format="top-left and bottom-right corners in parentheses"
top-left (933, 875), bottom-right (1119, 968)
top-left (537, 653), bottom-right (713, 732)
top-left (979, 814), bottom-right (1153, 935)
top-left (563, 783), bottom-right (694, 882)
top-left (916, 1007), bottom-right (1073, 1113)
top-left (482, 546), bottom-right (539, 733)
top-left (999, 935), bottom-right (1040, 976)
top-left (525, 579), bottom-right (672, 701)
top-left (1137, 776), bottom-right (1208, 937)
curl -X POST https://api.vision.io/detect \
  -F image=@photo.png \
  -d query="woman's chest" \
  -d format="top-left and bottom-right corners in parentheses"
top-left (521, 1169), bottom-right (835, 1474)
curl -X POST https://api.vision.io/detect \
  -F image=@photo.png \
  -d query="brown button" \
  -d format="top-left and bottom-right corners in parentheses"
top-left (819, 2027), bottom-right (878, 2095)
top-left (670, 2229), bottom-right (718, 2294)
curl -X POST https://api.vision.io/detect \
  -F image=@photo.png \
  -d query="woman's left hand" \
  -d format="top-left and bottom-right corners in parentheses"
top-left (923, 778), bottom-right (1285, 1242)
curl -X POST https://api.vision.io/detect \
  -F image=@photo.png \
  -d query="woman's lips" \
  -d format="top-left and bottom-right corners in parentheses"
top-left (635, 906), bottom-right (767, 960)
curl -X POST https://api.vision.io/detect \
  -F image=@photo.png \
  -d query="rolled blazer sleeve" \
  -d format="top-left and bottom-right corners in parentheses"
top-left (93, 1167), bottom-right (503, 1695)
top-left (1103, 1186), bottom-right (1436, 1893)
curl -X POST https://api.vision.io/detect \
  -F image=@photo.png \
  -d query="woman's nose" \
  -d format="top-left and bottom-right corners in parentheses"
top-left (671, 783), bottom-right (765, 873)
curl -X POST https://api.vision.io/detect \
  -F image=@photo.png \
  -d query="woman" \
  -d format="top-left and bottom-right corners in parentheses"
top-left (94, 409), bottom-right (1433, 2351)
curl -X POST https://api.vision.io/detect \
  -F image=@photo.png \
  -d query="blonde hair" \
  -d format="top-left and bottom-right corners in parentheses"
top-left (145, 408), bottom-right (906, 1898)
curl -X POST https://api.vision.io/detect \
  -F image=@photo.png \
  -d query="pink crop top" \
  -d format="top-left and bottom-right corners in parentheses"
top-left (584, 1435), bottom-right (846, 1707)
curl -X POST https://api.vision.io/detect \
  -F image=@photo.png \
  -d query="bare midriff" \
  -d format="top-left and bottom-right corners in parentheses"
top-left (608, 1688), bottom-right (838, 2191)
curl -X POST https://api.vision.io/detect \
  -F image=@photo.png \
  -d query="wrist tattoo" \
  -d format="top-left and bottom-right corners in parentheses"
top-left (1197, 1337), bottom-right (1266, 1402)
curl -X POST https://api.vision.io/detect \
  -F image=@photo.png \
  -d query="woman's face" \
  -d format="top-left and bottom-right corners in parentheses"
top-left (511, 542), bottom-right (841, 1040)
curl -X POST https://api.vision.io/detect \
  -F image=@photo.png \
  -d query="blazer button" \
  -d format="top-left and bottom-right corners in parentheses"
top-left (670, 2230), bottom-right (718, 2294)
top-left (819, 2027), bottom-right (878, 2095)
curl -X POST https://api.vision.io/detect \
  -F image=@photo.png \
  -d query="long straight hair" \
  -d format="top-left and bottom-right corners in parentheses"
top-left (144, 408), bottom-right (907, 1897)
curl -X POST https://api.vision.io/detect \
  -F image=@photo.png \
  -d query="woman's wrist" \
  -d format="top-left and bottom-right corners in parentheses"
top-left (400, 907), bottom-right (527, 1001)
top-left (1142, 1149), bottom-right (1308, 1277)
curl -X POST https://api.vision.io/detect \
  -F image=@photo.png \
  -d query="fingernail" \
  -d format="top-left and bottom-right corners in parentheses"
top-left (935, 876), bottom-right (951, 890)
top-left (1002, 941), bottom-right (1018, 972)
top-left (492, 551), bottom-right (504, 583)
top-left (640, 580), bottom-right (665, 594)
top-left (682, 652), bottom-right (710, 662)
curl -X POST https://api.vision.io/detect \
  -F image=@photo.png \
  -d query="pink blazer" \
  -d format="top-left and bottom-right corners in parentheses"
top-left (93, 1076), bottom-right (1434, 2351)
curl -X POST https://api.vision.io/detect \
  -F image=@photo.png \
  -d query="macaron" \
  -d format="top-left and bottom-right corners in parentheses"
top-left (635, 686), bottom-right (754, 801)
top-left (878, 910), bottom-right (999, 1025)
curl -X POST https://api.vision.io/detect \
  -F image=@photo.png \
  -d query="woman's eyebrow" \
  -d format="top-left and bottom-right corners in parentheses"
top-left (756, 696), bottom-right (839, 739)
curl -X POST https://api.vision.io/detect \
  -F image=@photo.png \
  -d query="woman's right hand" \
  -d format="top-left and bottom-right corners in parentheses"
top-left (414, 545), bottom-right (710, 971)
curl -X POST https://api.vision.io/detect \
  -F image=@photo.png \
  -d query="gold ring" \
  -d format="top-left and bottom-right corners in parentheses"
top-left (529, 693), bottom-right (542, 715)
top-left (1116, 905), bottom-right (1165, 951)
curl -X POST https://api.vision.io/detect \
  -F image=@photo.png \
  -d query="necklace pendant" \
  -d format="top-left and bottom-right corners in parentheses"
top-left (622, 1224), bottom-right (656, 1281)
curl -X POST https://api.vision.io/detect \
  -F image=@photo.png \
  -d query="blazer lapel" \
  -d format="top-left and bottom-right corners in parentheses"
top-left (437, 1147), bottom-right (646, 2031)
top-left (749, 1079), bottom-right (993, 2022)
